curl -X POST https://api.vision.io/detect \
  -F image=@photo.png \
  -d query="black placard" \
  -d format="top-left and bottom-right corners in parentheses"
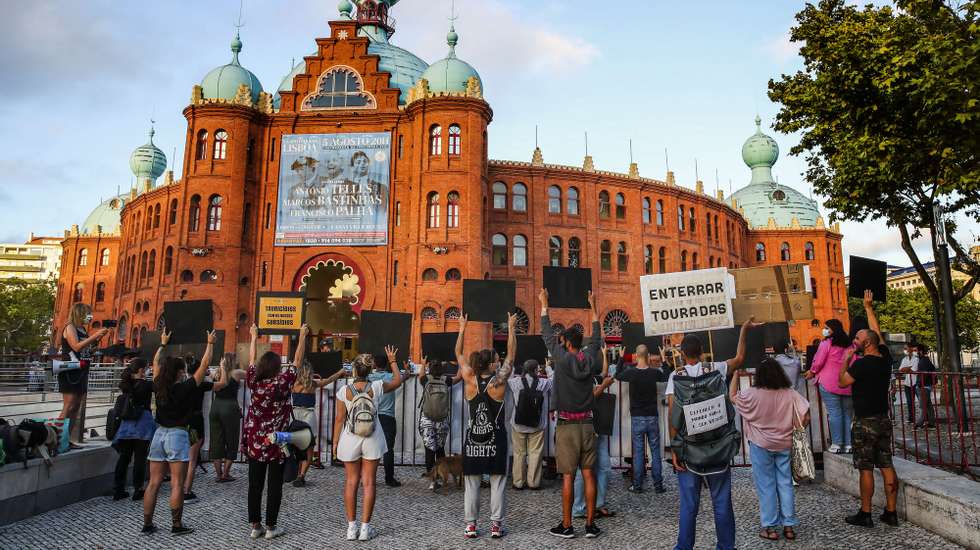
top-left (308, 351), bottom-right (343, 378)
top-left (357, 310), bottom-right (411, 362)
top-left (421, 332), bottom-right (457, 362)
top-left (622, 323), bottom-right (665, 356)
top-left (176, 330), bottom-right (225, 368)
top-left (543, 266), bottom-right (592, 309)
top-left (848, 256), bottom-right (887, 302)
top-left (162, 300), bottom-right (213, 345)
top-left (516, 335), bottom-right (549, 368)
top-left (140, 330), bottom-right (162, 361)
top-left (462, 279), bottom-right (516, 322)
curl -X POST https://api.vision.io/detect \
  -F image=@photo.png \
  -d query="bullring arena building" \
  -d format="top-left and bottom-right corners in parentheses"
top-left (52, 0), bottom-right (846, 356)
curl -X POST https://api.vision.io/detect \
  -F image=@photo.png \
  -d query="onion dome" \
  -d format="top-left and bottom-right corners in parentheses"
top-left (81, 195), bottom-right (127, 235)
top-left (338, 0), bottom-right (353, 19)
top-left (200, 31), bottom-right (264, 103)
top-left (742, 115), bottom-right (780, 170)
top-left (420, 23), bottom-right (481, 94)
top-left (129, 126), bottom-right (167, 183)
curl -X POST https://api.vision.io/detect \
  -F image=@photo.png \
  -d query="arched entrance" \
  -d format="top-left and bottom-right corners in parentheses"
top-left (295, 256), bottom-right (366, 361)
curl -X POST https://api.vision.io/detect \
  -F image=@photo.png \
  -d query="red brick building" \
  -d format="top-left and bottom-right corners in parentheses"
top-left (53, 1), bottom-right (844, 356)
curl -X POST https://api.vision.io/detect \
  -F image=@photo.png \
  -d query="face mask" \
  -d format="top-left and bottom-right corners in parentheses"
top-left (84, 314), bottom-right (94, 324)
top-left (912, 351), bottom-right (919, 357)
top-left (822, 328), bottom-right (831, 338)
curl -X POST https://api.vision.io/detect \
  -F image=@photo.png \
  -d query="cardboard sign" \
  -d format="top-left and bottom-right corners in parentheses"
top-left (255, 292), bottom-right (306, 335)
top-left (543, 266), bottom-right (592, 309)
top-left (730, 264), bottom-right (814, 323)
top-left (848, 256), bottom-right (887, 302)
top-left (684, 394), bottom-right (728, 435)
top-left (640, 268), bottom-right (735, 335)
top-left (463, 279), bottom-right (516, 323)
top-left (163, 300), bottom-right (213, 344)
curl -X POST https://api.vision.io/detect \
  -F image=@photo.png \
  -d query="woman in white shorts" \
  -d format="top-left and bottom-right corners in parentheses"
top-left (332, 347), bottom-right (403, 541)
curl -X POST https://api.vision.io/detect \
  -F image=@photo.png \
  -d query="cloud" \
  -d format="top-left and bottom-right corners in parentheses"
top-left (764, 31), bottom-right (801, 63)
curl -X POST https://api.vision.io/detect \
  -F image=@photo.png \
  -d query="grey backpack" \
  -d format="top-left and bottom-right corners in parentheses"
top-left (421, 375), bottom-right (450, 422)
top-left (346, 383), bottom-right (377, 437)
top-left (669, 368), bottom-right (741, 475)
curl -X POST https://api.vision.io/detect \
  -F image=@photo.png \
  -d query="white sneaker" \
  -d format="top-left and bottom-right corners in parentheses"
top-left (264, 526), bottom-right (284, 539)
top-left (428, 481), bottom-right (436, 491)
top-left (359, 524), bottom-right (377, 541)
top-left (828, 444), bottom-right (842, 454)
top-left (843, 445), bottom-right (853, 454)
top-left (249, 527), bottom-right (265, 539)
top-left (346, 523), bottom-right (360, 541)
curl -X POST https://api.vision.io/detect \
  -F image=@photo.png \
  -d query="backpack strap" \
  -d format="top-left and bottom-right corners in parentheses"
top-left (520, 375), bottom-right (530, 391)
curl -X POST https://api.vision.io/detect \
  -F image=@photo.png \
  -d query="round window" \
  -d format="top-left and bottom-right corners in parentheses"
top-left (771, 190), bottom-right (787, 201)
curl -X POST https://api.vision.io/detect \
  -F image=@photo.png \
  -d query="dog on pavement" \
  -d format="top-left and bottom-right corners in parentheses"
top-left (428, 454), bottom-right (463, 493)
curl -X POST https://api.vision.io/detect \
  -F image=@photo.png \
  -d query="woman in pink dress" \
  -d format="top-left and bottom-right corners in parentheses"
top-left (804, 319), bottom-right (853, 453)
top-left (241, 323), bottom-right (309, 540)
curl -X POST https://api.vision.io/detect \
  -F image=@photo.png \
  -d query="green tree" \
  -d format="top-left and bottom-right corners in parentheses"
top-left (847, 285), bottom-right (980, 351)
top-left (0, 277), bottom-right (56, 354)
top-left (769, 0), bottom-right (980, 368)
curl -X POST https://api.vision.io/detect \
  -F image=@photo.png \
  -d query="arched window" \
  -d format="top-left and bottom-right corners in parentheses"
top-left (445, 306), bottom-right (462, 320)
top-left (598, 191), bottom-right (611, 219)
top-left (95, 282), bottom-right (106, 303)
top-left (195, 130), bottom-right (208, 160)
top-left (100, 248), bottom-right (110, 266)
top-left (512, 183), bottom-right (527, 212)
top-left (491, 234), bottom-right (507, 266)
top-left (642, 198), bottom-right (651, 224)
top-left (492, 182), bottom-right (507, 209)
top-left (805, 241), bottom-right (815, 261)
top-left (213, 129), bottom-right (228, 160)
top-left (427, 192), bottom-right (440, 228)
top-left (135, 302), bottom-right (142, 314)
top-left (169, 199), bottom-right (178, 225)
top-left (513, 235), bottom-right (528, 267)
top-left (550, 322), bottom-right (566, 337)
top-left (644, 245), bottom-right (653, 274)
top-left (447, 191), bottom-right (460, 228)
top-left (677, 205), bottom-right (685, 230)
top-left (615, 193), bottom-right (626, 220)
top-left (617, 241), bottom-right (628, 272)
top-left (780, 242), bottom-right (791, 261)
top-left (692, 252), bottom-right (699, 271)
top-left (713, 215), bottom-right (719, 243)
top-left (134, 212), bottom-right (141, 236)
top-left (680, 250), bottom-right (688, 271)
top-left (422, 268), bottom-right (438, 281)
top-left (549, 236), bottom-right (563, 267)
top-left (495, 307), bottom-right (531, 335)
top-left (144, 206), bottom-right (153, 234)
top-left (147, 250), bottom-right (156, 277)
top-left (78, 248), bottom-right (88, 267)
top-left (421, 307), bottom-right (438, 320)
top-left (164, 246), bottom-right (173, 275)
top-left (73, 283), bottom-right (84, 302)
top-left (568, 237), bottom-right (582, 267)
top-left (446, 268), bottom-right (462, 281)
top-left (602, 309), bottom-right (630, 338)
top-left (689, 207), bottom-right (697, 233)
top-left (658, 247), bottom-right (667, 273)
top-left (756, 242), bottom-right (766, 261)
top-left (392, 260), bottom-right (398, 287)
top-left (207, 195), bottom-right (223, 231)
top-left (189, 195), bottom-right (201, 232)
top-left (706, 213), bottom-right (712, 238)
top-left (708, 256), bottom-right (714, 268)
top-left (600, 240), bottom-right (612, 271)
top-left (200, 270), bottom-right (217, 283)
top-left (180, 269), bottom-right (193, 283)
top-left (548, 186), bottom-right (562, 214)
top-left (153, 204), bottom-right (161, 228)
top-left (567, 187), bottom-right (580, 215)
top-left (448, 124), bottom-right (461, 155)
top-left (429, 125), bottom-right (442, 155)
top-left (656, 199), bottom-right (664, 226)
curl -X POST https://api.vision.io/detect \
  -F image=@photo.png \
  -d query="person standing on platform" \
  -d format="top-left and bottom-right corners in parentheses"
top-left (616, 345), bottom-right (670, 494)
top-left (58, 302), bottom-right (109, 448)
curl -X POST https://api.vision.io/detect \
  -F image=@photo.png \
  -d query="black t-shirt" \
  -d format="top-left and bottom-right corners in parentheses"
top-left (128, 379), bottom-right (153, 410)
top-left (848, 349), bottom-right (892, 418)
top-left (155, 378), bottom-right (200, 427)
top-left (213, 378), bottom-right (239, 400)
top-left (190, 380), bottom-right (215, 414)
top-left (615, 364), bottom-right (668, 417)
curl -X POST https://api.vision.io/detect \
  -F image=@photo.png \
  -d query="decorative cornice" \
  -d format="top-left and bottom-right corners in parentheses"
top-left (406, 76), bottom-right (484, 106)
top-left (189, 84), bottom-right (273, 114)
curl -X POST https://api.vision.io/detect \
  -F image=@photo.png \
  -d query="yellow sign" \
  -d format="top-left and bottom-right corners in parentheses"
top-left (256, 293), bottom-right (305, 335)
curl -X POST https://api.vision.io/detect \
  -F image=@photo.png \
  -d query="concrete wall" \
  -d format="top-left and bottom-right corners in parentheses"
top-left (824, 452), bottom-right (980, 550)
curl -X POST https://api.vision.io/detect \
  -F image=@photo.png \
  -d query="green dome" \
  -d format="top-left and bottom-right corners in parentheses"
top-left (200, 31), bottom-right (264, 103)
top-left (368, 40), bottom-right (429, 103)
top-left (129, 127), bottom-right (167, 182)
top-left (81, 195), bottom-right (127, 235)
top-left (742, 116), bottom-right (779, 169)
top-left (421, 24), bottom-right (481, 94)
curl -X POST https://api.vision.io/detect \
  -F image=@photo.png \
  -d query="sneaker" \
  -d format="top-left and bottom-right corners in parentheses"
top-left (171, 525), bottom-right (193, 536)
top-left (358, 524), bottom-right (377, 541)
top-left (249, 527), bottom-right (266, 539)
top-left (845, 510), bottom-right (874, 528)
top-left (843, 445), bottom-right (853, 454)
top-left (585, 523), bottom-right (601, 538)
top-left (182, 492), bottom-right (197, 503)
top-left (827, 444), bottom-right (842, 454)
top-left (879, 510), bottom-right (899, 526)
top-left (428, 482), bottom-right (436, 491)
top-left (140, 524), bottom-right (158, 535)
top-left (132, 489), bottom-right (145, 501)
top-left (549, 522), bottom-right (575, 539)
top-left (292, 477), bottom-right (306, 488)
top-left (628, 484), bottom-right (644, 493)
top-left (490, 521), bottom-right (504, 538)
top-left (385, 478), bottom-right (402, 488)
top-left (113, 491), bottom-right (129, 501)
top-left (346, 523), bottom-right (360, 541)
top-left (464, 523), bottom-right (478, 538)
top-left (654, 485), bottom-right (667, 494)
top-left (265, 526), bottom-right (284, 539)
top-left (512, 484), bottom-right (526, 490)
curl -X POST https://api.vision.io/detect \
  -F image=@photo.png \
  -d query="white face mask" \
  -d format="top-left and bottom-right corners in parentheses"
top-left (822, 328), bottom-right (831, 338)
top-left (912, 351), bottom-right (919, 357)
top-left (84, 314), bottom-right (94, 324)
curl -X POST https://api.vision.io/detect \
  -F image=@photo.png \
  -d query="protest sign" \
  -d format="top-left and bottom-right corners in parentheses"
top-left (640, 268), bottom-right (734, 335)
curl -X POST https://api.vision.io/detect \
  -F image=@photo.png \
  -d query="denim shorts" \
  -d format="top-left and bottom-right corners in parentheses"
top-left (148, 426), bottom-right (191, 462)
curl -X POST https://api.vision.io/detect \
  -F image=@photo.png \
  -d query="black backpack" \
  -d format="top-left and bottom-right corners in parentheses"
top-left (106, 394), bottom-right (125, 441)
top-left (514, 376), bottom-right (545, 428)
top-left (118, 392), bottom-right (142, 421)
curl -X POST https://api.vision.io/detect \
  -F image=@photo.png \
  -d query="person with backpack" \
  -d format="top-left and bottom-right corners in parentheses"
top-left (417, 358), bottom-right (462, 487)
top-left (508, 358), bottom-right (552, 490)
top-left (615, 345), bottom-right (670, 494)
top-left (112, 357), bottom-right (155, 501)
top-left (241, 323), bottom-right (309, 540)
top-left (666, 317), bottom-right (760, 550)
top-left (332, 347), bottom-right (403, 541)
top-left (456, 312), bottom-right (515, 539)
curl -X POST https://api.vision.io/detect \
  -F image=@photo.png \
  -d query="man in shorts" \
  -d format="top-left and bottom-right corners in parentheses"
top-left (838, 290), bottom-right (899, 528)
top-left (540, 289), bottom-right (603, 539)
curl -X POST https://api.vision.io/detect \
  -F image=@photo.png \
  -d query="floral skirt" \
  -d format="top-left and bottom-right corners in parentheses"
top-left (418, 414), bottom-right (449, 452)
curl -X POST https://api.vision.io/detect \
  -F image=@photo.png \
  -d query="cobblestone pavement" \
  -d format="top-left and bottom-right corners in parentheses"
top-left (0, 466), bottom-right (962, 550)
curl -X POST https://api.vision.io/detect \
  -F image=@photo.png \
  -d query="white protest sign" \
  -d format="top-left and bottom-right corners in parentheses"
top-left (683, 394), bottom-right (728, 435)
top-left (640, 268), bottom-right (734, 335)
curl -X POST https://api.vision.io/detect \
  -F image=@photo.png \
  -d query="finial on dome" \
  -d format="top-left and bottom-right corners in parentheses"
top-left (230, 31), bottom-right (243, 65)
top-left (148, 125), bottom-right (155, 144)
top-left (446, 23), bottom-right (459, 57)
top-left (338, 0), bottom-right (353, 19)
top-left (755, 114), bottom-right (762, 131)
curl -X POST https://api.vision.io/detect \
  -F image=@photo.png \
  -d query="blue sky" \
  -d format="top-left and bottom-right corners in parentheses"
top-left (0, 0), bottom-right (974, 267)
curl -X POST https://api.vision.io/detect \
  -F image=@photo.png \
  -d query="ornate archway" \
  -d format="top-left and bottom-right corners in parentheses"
top-left (294, 256), bottom-right (366, 336)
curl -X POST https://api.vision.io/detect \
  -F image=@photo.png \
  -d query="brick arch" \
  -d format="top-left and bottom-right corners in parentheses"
top-left (292, 251), bottom-right (375, 312)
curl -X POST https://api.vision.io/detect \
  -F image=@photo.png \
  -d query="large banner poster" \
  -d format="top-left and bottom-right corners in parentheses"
top-left (275, 132), bottom-right (391, 246)
top-left (640, 268), bottom-right (736, 335)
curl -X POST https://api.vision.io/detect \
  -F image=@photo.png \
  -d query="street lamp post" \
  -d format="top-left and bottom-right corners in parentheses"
top-left (932, 204), bottom-right (970, 432)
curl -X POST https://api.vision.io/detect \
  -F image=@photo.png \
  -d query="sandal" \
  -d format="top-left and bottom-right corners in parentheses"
top-left (783, 527), bottom-right (796, 540)
top-left (759, 528), bottom-right (779, 541)
top-left (596, 508), bottom-right (616, 518)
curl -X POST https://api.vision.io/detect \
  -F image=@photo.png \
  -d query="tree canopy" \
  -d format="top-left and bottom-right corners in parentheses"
top-left (0, 278), bottom-right (56, 354)
top-left (848, 284), bottom-right (980, 351)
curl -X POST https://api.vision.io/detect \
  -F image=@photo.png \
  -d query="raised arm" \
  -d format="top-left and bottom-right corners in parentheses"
top-left (586, 292), bottom-right (603, 365)
top-left (726, 317), bottom-right (761, 373)
top-left (292, 324), bottom-right (310, 367)
top-left (212, 358), bottom-right (229, 391)
top-left (381, 345), bottom-right (403, 393)
top-left (317, 368), bottom-right (347, 388)
top-left (728, 365), bottom-right (744, 403)
top-left (249, 323), bottom-right (258, 366)
top-left (456, 315), bottom-right (475, 383)
top-left (863, 290), bottom-right (883, 343)
top-left (416, 355), bottom-right (428, 383)
top-left (539, 289), bottom-right (564, 360)
top-left (152, 329), bottom-right (171, 380)
top-left (505, 312), bottom-right (517, 367)
top-left (193, 331), bottom-right (215, 386)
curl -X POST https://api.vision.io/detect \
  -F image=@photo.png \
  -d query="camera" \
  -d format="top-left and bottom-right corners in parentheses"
top-left (102, 319), bottom-right (118, 328)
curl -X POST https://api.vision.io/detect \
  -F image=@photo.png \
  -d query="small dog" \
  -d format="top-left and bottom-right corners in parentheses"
top-left (428, 454), bottom-right (464, 493)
